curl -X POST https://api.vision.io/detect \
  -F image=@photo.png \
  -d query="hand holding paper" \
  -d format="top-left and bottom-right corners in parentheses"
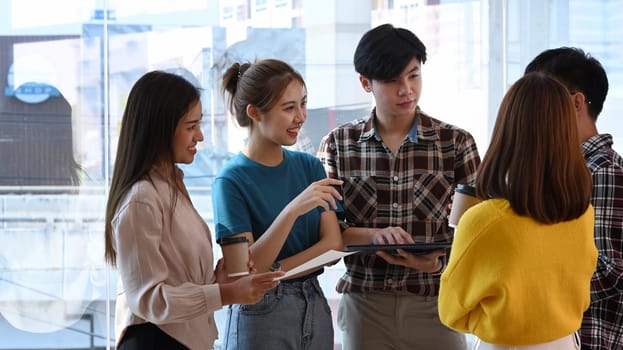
top-left (274, 250), bottom-right (357, 280)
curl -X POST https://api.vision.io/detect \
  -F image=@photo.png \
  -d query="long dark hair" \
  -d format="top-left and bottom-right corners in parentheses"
top-left (476, 72), bottom-right (592, 223)
top-left (104, 71), bottom-right (200, 266)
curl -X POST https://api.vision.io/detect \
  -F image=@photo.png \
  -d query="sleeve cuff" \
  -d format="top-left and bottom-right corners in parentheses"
top-left (202, 284), bottom-right (224, 313)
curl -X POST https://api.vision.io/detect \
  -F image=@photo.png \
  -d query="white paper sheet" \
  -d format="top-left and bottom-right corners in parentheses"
top-left (275, 249), bottom-right (358, 280)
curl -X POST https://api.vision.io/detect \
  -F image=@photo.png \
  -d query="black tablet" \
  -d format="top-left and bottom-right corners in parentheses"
top-left (344, 242), bottom-right (452, 255)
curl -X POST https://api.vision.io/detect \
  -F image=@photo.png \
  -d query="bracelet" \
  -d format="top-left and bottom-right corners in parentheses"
top-left (431, 258), bottom-right (445, 276)
top-left (270, 262), bottom-right (281, 272)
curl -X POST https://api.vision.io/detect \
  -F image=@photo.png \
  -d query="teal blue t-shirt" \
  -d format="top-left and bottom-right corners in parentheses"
top-left (212, 149), bottom-right (327, 261)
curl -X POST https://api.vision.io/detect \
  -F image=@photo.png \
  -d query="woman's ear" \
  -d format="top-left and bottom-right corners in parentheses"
top-left (246, 104), bottom-right (261, 123)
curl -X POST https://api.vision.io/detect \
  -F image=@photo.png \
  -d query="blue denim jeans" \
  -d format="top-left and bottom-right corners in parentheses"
top-left (223, 276), bottom-right (334, 350)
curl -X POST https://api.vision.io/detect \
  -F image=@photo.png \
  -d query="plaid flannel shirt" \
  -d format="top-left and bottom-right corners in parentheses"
top-left (317, 108), bottom-right (480, 296)
top-left (580, 133), bottom-right (623, 350)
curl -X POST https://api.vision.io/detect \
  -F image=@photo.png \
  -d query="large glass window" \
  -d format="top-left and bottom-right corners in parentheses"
top-left (1, 1), bottom-right (621, 348)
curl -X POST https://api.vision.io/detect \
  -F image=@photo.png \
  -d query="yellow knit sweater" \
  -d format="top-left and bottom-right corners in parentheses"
top-left (439, 199), bottom-right (596, 346)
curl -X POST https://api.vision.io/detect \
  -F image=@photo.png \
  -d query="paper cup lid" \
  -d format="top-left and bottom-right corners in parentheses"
top-left (455, 184), bottom-right (477, 196)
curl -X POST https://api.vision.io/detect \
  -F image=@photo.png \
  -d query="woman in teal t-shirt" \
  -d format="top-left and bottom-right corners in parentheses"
top-left (212, 58), bottom-right (343, 350)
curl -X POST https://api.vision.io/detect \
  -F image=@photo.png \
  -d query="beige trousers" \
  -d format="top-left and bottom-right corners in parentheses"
top-left (338, 292), bottom-right (467, 350)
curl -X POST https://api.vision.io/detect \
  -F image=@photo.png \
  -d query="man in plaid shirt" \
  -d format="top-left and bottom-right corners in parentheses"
top-left (526, 47), bottom-right (623, 350)
top-left (317, 24), bottom-right (480, 350)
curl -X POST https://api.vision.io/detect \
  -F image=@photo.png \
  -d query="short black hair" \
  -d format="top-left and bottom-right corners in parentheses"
top-left (524, 47), bottom-right (608, 120)
top-left (354, 23), bottom-right (427, 81)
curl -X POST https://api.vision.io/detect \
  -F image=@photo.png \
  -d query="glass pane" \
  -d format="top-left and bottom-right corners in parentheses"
top-left (0, 1), bottom-right (109, 348)
top-left (505, 0), bottom-right (622, 149)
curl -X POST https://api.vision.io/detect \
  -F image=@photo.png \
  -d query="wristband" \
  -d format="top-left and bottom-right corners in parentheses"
top-left (270, 262), bottom-right (281, 272)
top-left (431, 258), bottom-right (445, 276)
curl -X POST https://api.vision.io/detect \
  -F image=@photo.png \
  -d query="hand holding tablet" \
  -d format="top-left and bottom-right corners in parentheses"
top-left (346, 242), bottom-right (451, 273)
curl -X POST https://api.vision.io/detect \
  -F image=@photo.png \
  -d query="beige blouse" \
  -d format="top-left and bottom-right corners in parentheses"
top-left (113, 168), bottom-right (222, 349)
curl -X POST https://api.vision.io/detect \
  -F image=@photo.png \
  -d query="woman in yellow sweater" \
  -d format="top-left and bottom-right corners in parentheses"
top-left (438, 73), bottom-right (597, 350)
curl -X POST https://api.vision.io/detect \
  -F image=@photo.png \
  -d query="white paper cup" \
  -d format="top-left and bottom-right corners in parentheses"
top-left (220, 236), bottom-right (250, 277)
top-left (448, 184), bottom-right (480, 228)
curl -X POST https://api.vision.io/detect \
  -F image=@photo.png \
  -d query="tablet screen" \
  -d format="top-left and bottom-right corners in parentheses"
top-left (344, 242), bottom-right (452, 255)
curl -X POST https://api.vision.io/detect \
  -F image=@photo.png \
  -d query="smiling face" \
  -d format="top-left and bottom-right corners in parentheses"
top-left (172, 100), bottom-right (204, 164)
top-left (361, 57), bottom-right (422, 120)
top-left (252, 79), bottom-right (307, 147)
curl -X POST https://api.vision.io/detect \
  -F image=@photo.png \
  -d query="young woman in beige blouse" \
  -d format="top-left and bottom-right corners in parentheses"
top-left (104, 71), bottom-right (283, 350)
